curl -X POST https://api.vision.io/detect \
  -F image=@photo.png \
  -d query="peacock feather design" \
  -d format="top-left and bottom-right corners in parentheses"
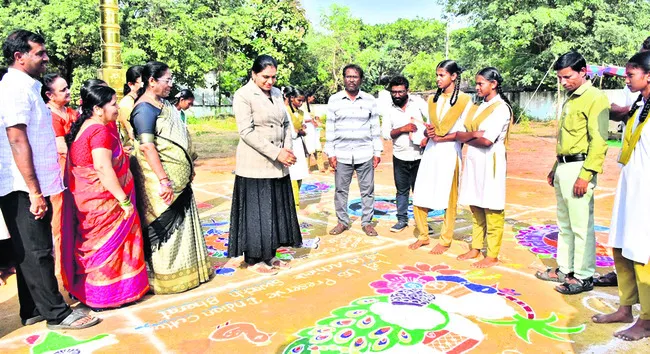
top-left (282, 292), bottom-right (449, 353)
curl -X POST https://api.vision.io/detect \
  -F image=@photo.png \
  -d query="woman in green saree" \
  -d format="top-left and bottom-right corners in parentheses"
top-left (130, 61), bottom-right (211, 294)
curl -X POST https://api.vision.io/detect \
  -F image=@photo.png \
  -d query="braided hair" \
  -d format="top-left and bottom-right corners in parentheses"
top-left (433, 60), bottom-right (464, 106)
top-left (65, 85), bottom-right (116, 146)
top-left (477, 67), bottom-right (511, 107)
top-left (284, 87), bottom-right (305, 113)
top-left (626, 51), bottom-right (650, 123)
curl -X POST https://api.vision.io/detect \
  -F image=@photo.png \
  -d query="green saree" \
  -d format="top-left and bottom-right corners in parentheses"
top-left (130, 100), bottom-right (211, 294)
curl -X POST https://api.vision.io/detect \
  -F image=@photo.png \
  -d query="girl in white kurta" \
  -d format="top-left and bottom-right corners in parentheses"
top-left (0, 209), bottom-right (13, 285)
top-left (592, 51), bottom-right (650, 342)
top-left (456, 67), bottom-right (512, 269)
top-left (410, 60), bottom-right (472, 255)
top-left (284, 88), bottom-right (309, 207)
top-left (303, 95), bottom-right (326, 172)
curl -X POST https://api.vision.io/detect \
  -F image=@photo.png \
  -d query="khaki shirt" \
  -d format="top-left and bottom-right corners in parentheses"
top-left (233, 80), bottom-right (292, 178)
top-left (555, 81), bottom-right (610, 180)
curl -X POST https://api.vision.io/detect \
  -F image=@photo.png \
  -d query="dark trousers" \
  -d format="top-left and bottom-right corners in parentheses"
top-left (0, 191), bottom-right (71, 323)
top-left (393, 156), bottom-right (420, 223)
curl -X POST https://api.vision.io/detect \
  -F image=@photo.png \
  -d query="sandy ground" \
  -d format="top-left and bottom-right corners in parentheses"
top-left (0, 125), bottom-right (647, 354)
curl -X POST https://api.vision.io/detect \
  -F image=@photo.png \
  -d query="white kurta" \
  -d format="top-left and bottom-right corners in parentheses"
top-left (301, 110), bottom-right (321, 153)
top-left (458, 96), bottom-right (511, 210)
top-left (286, 107), bottom-right (310, 181)
top-left (412, 96), bottom-right (471, 210)
top-left (0, 209), bottom-right (9, 240)
top-left (607, 104), bottom-right (650, 265)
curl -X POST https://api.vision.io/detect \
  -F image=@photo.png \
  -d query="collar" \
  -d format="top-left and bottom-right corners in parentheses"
top-left (338, 90), bottom-right (367, 101)
top-left (7, 67), bottom-right (41, 90)
top-left (247, 79), bottom-right (275, 98)
top-left (570, 80), bottom-right (592, 96)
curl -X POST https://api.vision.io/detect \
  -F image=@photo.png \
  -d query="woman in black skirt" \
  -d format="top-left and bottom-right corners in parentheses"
top-left (228, 55), bottom-right (302, 275)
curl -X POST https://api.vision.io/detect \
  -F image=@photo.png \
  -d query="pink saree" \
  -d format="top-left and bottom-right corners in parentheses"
top-left (62, 125), bottom-right (149, 309)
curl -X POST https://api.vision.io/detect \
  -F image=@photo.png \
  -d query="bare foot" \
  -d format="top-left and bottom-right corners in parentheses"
top-left (408, 239), bottom-right (430, 250)
top-left (472, 256), bottom-right (499, 268)
top-left (429, 243), bottom-right (450, 255)
top-left (457, 249), bottom-right (481, 260)
top-left (592, 307), bottom-right (634, 324)
top-left (614, 319), bottom-right (650, 341)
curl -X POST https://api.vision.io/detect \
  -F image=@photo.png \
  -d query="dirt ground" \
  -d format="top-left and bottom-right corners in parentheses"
top-left (0, 123), bottom-right (647, 353)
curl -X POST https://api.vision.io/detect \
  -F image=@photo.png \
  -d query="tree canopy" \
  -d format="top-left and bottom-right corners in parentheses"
top-left (1, 0), bottom-right (649, 101)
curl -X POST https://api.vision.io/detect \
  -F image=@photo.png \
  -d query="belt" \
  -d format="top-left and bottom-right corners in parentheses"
top-left (557, 153), bottom-right (586, 163)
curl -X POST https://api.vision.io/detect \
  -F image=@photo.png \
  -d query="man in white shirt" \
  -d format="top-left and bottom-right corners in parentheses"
top-left (0, 30), bottom-right (98, 330)
top-left (381, 76), bottom-right (429, 232)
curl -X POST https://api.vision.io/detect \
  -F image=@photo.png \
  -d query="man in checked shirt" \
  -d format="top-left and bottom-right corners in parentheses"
top-left (325, 64), bottom-right (383, 237)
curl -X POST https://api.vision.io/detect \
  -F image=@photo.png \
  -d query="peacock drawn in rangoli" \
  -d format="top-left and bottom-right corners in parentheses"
top-left (282, 263), bottom-right (585, 353)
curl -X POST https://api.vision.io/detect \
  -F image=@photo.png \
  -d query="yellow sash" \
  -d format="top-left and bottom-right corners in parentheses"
top-left (429, 92), bottom-right (471, 136)
top-left (464, 100), bottom-right (514, 145)
top-left (464, 101), bottom-right (501, 132)
top-left (286, 105), bottom-right (304, 132)
top-left (619, 104), bottom-right (648, 165)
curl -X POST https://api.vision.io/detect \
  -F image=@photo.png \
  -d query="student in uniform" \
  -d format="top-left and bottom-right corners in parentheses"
top-left (303, 92), bottom-right (325, 172)
top-left (455, 67), bottom-right (512, 268)
top-left (410, 60), bottom-right (471, 253)
top-left (284, 87), bottom-right (309, 208)
top-left (592, 51), bottom-right (650, 341)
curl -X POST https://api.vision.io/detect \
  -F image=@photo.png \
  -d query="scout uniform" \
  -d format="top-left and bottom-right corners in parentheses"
top-left (553, 81), bottom-right (609, 282)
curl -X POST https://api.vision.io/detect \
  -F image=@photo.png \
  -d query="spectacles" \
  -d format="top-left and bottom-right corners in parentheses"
top-left (158, 77), bottom-right (174, 85)
top-left (390, 90), bottom-right (407, 95)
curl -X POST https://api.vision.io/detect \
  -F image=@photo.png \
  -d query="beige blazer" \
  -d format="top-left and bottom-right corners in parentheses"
top-left (233, 80), bottom-right (292, 178)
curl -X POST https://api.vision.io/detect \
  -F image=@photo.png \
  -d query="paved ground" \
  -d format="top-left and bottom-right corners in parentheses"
top-left (0, 131), bottom-right (647, 354)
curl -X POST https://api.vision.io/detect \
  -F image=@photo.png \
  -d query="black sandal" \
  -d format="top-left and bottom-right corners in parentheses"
top-left (555, 277), bottom-right (594, 295)
top-left (593, 272), bottom-right (618, 287)
top-left (535, 267), bottom-right (568, 283)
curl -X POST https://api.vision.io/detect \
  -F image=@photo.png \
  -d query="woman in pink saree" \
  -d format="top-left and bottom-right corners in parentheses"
top-left (62, 85), bottom-right (148, 309)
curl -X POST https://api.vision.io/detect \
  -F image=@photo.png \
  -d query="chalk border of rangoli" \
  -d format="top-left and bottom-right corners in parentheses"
top-left (347, 196), bottom-right (445, 221)
top-left (202, 215), bottom-right (320, 276)
top-left (515, 224), bottom-right (614, 267)
top-left (282, 262), bottom-right (585, 353)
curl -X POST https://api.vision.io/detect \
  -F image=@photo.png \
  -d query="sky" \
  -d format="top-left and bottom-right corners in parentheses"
top-left (300, 0), bottom-right (447, 28)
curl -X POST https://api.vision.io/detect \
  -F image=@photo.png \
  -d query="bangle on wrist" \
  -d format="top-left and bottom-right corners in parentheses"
top-left (119, 195), bottom-right (132, 207)
top-left (29, 192), bottom-right (43, 198)
top-left (160, 179), bottom-right (173, 188)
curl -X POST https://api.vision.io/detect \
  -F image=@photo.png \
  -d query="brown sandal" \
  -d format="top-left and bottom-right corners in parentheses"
top-left (329, 223), bottom-right (349, 235)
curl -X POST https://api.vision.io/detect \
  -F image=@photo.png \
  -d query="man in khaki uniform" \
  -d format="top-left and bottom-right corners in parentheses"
top-left (535, 51), bottom-right (609, 295)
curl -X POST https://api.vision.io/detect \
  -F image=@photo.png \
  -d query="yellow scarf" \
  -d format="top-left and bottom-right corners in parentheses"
top-left (286, 105), bottom-right (304, 132)
top-left (429, 92), bottom-right (471, 136)
top-left (619, 102), bottom-right (649, 165)
top-left (464, 99), bottom-right (513, 146)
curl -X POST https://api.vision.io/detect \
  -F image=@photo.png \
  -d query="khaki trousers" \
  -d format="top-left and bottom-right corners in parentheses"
top-left (614, 248), bottom-right (650, 320)
top-left (470, 206), bottom-right (504, 258)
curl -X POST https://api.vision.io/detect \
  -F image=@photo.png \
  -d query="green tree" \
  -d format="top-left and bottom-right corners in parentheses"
top-left (444, 0), bottom-right (650, 89)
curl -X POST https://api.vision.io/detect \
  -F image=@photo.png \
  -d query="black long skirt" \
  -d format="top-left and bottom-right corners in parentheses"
top-left (228, 175), bottom-right (302, 265)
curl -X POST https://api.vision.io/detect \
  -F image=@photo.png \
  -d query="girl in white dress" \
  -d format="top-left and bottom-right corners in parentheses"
top-left (455, 67), bottom-right (512, 268)
top-left (592, 51), bottom-right (650, 342)
top-left (302, 94), bottom-right (325, 172)
top-left (410, 60), bottom-right (472, 254)
top-left (284, 87), bottom-right (310, 207)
